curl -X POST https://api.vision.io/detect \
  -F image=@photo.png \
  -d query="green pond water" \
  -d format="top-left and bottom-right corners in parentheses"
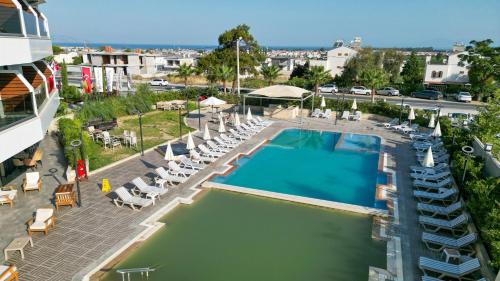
top-left (102, 190), bottom-right (386, 281)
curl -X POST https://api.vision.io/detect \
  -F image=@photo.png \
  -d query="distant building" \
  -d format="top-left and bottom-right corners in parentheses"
top-left (310, 41), bottom-right (358, 77)
top-left (82, 48), bottom-right (158, 77)
top-left (54, 51), bottom-right (79, 64)
top-left (423, 50), bottom-right (469, 86)
top-left (155, 57), bottom-right (195, 73)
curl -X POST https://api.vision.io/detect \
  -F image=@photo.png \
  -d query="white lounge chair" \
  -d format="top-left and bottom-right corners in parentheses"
top-left (240, 123), bottom-right (259, 133)
top-left (198, 144), bottom-right (224, 157)
top-left (178, 155), bottom-right (206, 170)
top-left (413, 177), bottom-right (453, 191)
top-left (235, 126), bottom-right (253, 136)
top-left (168, 161), bottom-right (196, 177)
top-left (418, 213), bottom-right (469, 234)
top-left (207, 140), bottom-right (230, 153)
top-left (155, 167), bottom-right (188, 185)
top-left (113, 186), bottom-right (154, 210)
top-left (230, 129), bottom-right (250, 140)
top-left (419, 154), bottom-right (450, 165)
top-left (214, 136), bottom-right (237, 148)
top-left (221, 133), bottom-right (241, 144)
top-left (417, 201), bottom-right (464, 218)
top-left (321, 109), bottom-right (332, 119)
top-left (410, 163), bottom-right (450, 174)
top-left (0, 188), bottom-right (17, 207)
top-left (248, 119), bottom-right (265, 128)
top-left (410, 171), bottom-right (451, 182)
top-left (416, 149), bottom-right (448, 158)
top-left (410, 133), bottom-right (432, 141)
top-left (421, 275), bottom-right (485, 281)
top-left (419, 256), bottom-right (480, 280)
top-left (402, 124), bottom-right (419, 134)
top-left (132, 177), bottom-right (168, 199)
top-left (383, 118), bottom-right (399, 128)
top-left (391, 121), bottom-right (408, 130)
top-left (0, 265), bottom-right (18, 281)
top-left (341, 111), bottom-right (350, 120)
top-left (422, 232), bottom-right (477, 253)
top-left (352, 111), bottom-right (362, 121)
top-left (27, 208), bottom-right (55, 235)
top-left (23, 172), bottom-right (42, 192)
top-left (311, 108), bottom-right (322, 118)
top-left (414, 188), bottom-right (458, 204)
top-left (191, 150), bottom-right (216, 163)
top-left (256, 116), bottom-right (272, 126)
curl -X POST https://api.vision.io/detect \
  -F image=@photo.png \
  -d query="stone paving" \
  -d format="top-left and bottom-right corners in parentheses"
top-left (1, 107), bottom-right (485, 281)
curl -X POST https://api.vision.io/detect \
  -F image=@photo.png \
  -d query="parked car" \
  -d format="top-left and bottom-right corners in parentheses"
top-left (319, 84), bottom-right (338, 93)
top-left (455, 92), bottom-right (472, 103)
top-left (349, 86), bottom-right (371, 95)
top-left (376, 87), bottom-right (400, 96)
top-left (149, 79), bottom-right (169, 86)
top-left (410, 90), bottom-right (443, 100)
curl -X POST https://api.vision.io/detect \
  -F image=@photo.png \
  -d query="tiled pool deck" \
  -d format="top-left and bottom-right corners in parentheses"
top-left (0, 109), bottom-right (492, 280)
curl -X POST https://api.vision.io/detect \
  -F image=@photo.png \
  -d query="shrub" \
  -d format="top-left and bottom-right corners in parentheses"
top-left (57, 118), bottom-right (95, 167)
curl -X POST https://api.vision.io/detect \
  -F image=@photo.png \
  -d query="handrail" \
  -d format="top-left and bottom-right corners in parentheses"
top-left (116, 267), bottom-right (156, 281)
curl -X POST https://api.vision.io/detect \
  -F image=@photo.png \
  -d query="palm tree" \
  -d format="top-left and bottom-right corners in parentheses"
top-left (260, 64), bottom-right (280, 85)
top-left (359, 67), bottom-right (387, 103)
top-left (177, 64), bottom-right (193, 87)
top-left (215, 65), bottom-right (234, 94)
top-left (307, 66), bottom-right (331, 109)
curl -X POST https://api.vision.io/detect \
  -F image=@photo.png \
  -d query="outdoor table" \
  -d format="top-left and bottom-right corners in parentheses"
top-left (54, 183), bottom-right (76, 210)
top-left (443, 248), bottom-right (461, 263)
top-left (4, 236), bottom-right (33, 260)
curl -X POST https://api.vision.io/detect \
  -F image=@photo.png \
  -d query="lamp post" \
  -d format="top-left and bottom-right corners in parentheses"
top-left (197, 95), bottom-right (201, 131)
top-left (335, 94), bottom-right (340, 125)
top-left (461, 145), bottom-right (474, 184)
top-left (236, 37), bottom-right (242, 96)
top-left (70, 139), bottom-right (82, 207)
top-left (136, 111), bottom-right (144, 156)
top-left (178, 106), bottom-right (182, 140)
top-left (79, 126), bottom-right (88, 179)
top-left (399, 96), bottom-right (405, 125)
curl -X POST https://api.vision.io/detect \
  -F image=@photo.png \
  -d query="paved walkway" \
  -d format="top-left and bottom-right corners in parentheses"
top-left (0, 108), bottom-right (451, 281)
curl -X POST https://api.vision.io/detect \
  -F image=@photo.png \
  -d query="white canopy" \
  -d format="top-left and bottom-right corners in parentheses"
top-left (218, 116), bottom-right (226, 133)
top-left (164, 141), bottom-right (175, 161)
top-left (408, 107), bottom-right (415, 120)
top-left (351, 99), bottom-right (357, 110)
top-left (247, 108), bottom-right (253, 121)
top-left (247, 85), bottom-right (310, 98)
top-left (432, 121), bottom-right (442, 137)
top-left (234, 113), bottom-right (241, 126)
top-left (428, 114), bottom-right (435, 128)
top-left (320, 96), bottom-right (326, 108)
top-left (203, 123), bottom-right (211, 140)
top-left (422, 147), bottom-right (435, 168)
top-left (200, 97), bottom-right (226, 107)
top-left (186, 132), bottom-right (195, 150)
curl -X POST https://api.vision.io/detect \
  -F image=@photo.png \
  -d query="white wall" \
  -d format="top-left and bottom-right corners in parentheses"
top-left (424, 52), bottom-right (469, 84)
top-left (0, 37), bottom-right (52, 66)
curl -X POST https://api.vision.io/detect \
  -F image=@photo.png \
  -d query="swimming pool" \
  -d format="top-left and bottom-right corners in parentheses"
top-left (213, 129), bottom-right (386, 209)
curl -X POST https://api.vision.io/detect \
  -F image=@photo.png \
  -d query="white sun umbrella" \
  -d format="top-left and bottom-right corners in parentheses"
top-left (203, 123), bottom-right (211, 140)
top-left (351, 98), bottom-right (357, 111)
top-left (428, 114), bottom-right (435, 128)
top-left (234, 113), bottom-right (241, 126)
top-left (218, 116), bottom-right (226, 133)
top-left (186, 132), bottom-right (195, 150)
top-left (422, 147), bottom-right (435, 168)
top-left (320, 96), bottom-right (326, 108)
top-left (408, 107), bottom-right (415, 126)
top-left (246, 107), bottom-right (253, 121)
top-left (432, 121), bottom-right (442, 138)
top-left (200, 97), bottom-right (226, 119)
top-left (164, 141), bottom-right (175, 161)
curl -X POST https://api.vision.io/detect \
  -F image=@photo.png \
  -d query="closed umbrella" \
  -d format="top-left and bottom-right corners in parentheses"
top-left (320, 96), bottom-right (326, 108)
top-left (351, 99), bottom-right (357, 111)
top-left (186, 132), bottom-right (195, 150)
top-left (247, 107), bottom-right (253, 121)
top-left (422, 147), bottom-right (435, 168)
top-left (218, 116), bottom-right (226, 133)
top-left (234, 113), bottom-right (241, 127)
top-left (203, 123), bottom-right (211, 140)
top-left (428, 114), bottom-right (435, 128)
top-left (432, 121), bottom-right (442, 138)
top-left (408, 107), bottom-right (415, 126)
top-left (164, 141), bottom-right (175, 161)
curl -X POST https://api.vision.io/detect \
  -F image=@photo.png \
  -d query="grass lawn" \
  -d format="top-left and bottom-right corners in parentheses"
top-left (87, 110), bottom-right (194, 170)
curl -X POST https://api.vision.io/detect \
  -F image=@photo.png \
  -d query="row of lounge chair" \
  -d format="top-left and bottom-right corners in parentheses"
top-left (408, 135), bottom-right (485, 280)
top-left (383, 118), bottom-right (420, 134)
top-left (311, 108), bottom-right (332, 119)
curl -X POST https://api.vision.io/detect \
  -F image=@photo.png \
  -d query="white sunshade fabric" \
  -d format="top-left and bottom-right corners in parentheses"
top-left (422, 147), bottom-right (435, 168)
top-left (200, 97), bottom-right (226, 107)
top-left (164, 142), bottom-right (175, 161)
top-left (408, 107), bottom-right (415, 120)
top-left (247, 85), bottom-right (310, 98)
top-left (186, 132), bottom-right (195, 150)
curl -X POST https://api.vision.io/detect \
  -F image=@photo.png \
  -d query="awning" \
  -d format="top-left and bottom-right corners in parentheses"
top-left (22, 65), bottom-right (44, 89)
top-left (34, 61), bottom-right (55, 93)
top-left (0, 0), bottom-right (17, 8)
top-left (247, 85), bottom-right (310, 99)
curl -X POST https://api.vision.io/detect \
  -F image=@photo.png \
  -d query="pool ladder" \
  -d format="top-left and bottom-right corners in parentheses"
top-left (116, 267), bottom-right (156, 281)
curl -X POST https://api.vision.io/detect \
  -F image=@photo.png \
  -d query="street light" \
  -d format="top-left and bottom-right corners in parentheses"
top-left (461, 145), bottom-right (474, 184)
top-left (236, 37), bottom-right (242, 96)
top-left (70, 139), bottom-right (82, 207)
top-left (335, 94), bottom-right (340, 125)
top-left (197, 95), bottom-right (201, 131)
top-left (135, 111), bottom-right (145, 156)
top-left (79, 126), bottom-right (88, 179)
top-left (178, 106), bottom-right (183, 140)
top-left (399, 96), bottom-right (406, 125)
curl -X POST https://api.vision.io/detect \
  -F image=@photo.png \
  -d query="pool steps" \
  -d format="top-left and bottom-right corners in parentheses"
top-left (116, 267), bottom-right (156, 281)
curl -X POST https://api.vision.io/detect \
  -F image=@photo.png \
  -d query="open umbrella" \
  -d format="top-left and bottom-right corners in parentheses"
top-left (320, 96), bottom-right (326, 108)
top-left (200, 97), bottom-right (226, 119)
top-left (408, 107), bottom-right (415, 126)
top-left (164, 141), bottom-right (175, 161)
top-left (432, 121), bottom-right (442, 138)
top-left (247, 107), bottom-right (253, 121)
top-left (422, 147), bottom-right (435, 168)
top-left (186, 132), bottom-right (195, 150)
top-left (234, 113), bottom-right (241, 127)
top-left (203, 123), bottom-right (211, 140)
top-left (351, 99), bottom-right (357, 111)
top-left (428, 114), bottom-right (435, 128)
top-left (218, 116), bottom-right (226, 133)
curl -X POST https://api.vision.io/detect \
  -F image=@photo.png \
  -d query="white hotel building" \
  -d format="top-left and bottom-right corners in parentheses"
top-left (0, 0), bottom-right (59, 184)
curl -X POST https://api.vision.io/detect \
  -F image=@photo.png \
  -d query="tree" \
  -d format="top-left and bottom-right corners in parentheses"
top-left (290, 61), bottom-right (310, 79)
top-left (401, 52), bottom-right (424, 94)
top-left (307, 66), bottom-right (330, 95)
top-left (459, 39), bottom-right (499, 101)
top-left (60, 62), bottom-right (68, 88)
top-left (382, 49), bottom-right (405, 83)
top-left (215, 65), bottom-right (233, 94)
top-left (52, 45), bottom-right (63, 55)
top-left (177, 64), bottom-right (193, 87)
top-left (260, 65), bottom-right (280, 85)
top-left (340, 48), bottom-right (383, 86)
top-left (72, 56), bottom-right (83, 65)
top-left (360, 67), bottom-right (387, 103)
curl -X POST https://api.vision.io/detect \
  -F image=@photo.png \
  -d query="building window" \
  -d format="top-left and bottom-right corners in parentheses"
top-left (431, 71), bottom-right (436, 78)
top-left (438, 71), bottom-right (443, 78)
top-left (344, 53), bottom-right (348, 56)
top-left (459, 71), bottom-right (464, 74)
top-left (338, 53), bottom-right (342, 56)
top-left (0, 5), bottom-right (23, 35)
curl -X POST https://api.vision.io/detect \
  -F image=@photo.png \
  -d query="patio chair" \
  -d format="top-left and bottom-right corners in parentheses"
top-left (414, 142), bottom-right (444, 153)
top-left (198, 144), bottom-right (224, 157)
top-left (0, 265), bottom-right (18, 281)
top-left (351, 111), bottom-right (362, 121)
top-left (190, 150), bottom-right (216, 163)
top-left (131, 177), bottom-right (168, 198)
top-left (248, 119), bottom-right (264, 128)
top-left (418, 213), bottom-right (469, 234)
top-left (178, 155), bottom-right (205, 170)
top-left (155, 167), bottom-right (187, 185)
top-left (207, 140), bottom-right (230, 153)
top-left (417, 201), bottom-right (464, 218)
top-left (321, 109), bottom-right (332, 119)
top-left (256, 116), bottom-right (272, 126)
top-left (413, 177), bottom-right (453, 191)
top-left (246, 120), bottom-right (263, 131)
top-left (419, 256), bottom-right (480, 280)
top-left (422, 232), bottom-right (477, 253)
top-left (113, 186), bottom-right (154, 210)
top-left (0, 187), bottom-right (17, 207)
top-left (240, 123), bottom-right (259, 133)
top-left (340, 111), bottom-right (350, 120)
top-left (410, 133), bottom-right (433, 142)
top-left (311, 108), bottom-right (322, 118)
top-left (413, 187), bottom-right (458, 204)
top-left (23, 148), bottom-right (43, 170)
top-left (410, 171), bottom-right (451, 182)
top-left (391, 121), bottom-right (409, 130)
top-left (27, 208), bottom-right (55, 235)
top-left (416, 148), bottom-right (448, 158)
top-left (229, 129), bottom-right (250, 140)
top-left (22, 172), bottom-right (42, 193)
top-left (402, 124), bottom-right (419, 134)
top-left (221, 133), bottom-right (241, 144)
top-left (214, 136), bottom-right (237, 149)
top-left (410, 163), bottom-right (450, 175)
top-left (383, 118), bottom-right (399, 128)
top-left (168, 161), bottom-right (197, 177)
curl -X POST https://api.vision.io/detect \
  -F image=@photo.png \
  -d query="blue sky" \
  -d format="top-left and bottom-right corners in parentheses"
top-left (41, 0), bottom-right (500, 48)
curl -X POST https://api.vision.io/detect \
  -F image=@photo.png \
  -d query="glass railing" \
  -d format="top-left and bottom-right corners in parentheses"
top-left (34, 84), bottom-right (47, 109)
top-left (0, 93), bottom-right (35, 132)
top-left (0, 6), bottom-right (23, 35)
top-left (23, 11), bottom-right (37, 36)
top-left (38, 18), bottom-right (47, 37)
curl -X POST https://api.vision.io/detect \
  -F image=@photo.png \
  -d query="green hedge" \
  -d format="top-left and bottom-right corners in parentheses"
top-left (58, 118), bottom-right (97, 167)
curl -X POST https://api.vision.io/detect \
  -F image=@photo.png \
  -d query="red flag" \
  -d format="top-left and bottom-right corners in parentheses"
top-left (81, 66), bottom-right (92, 93)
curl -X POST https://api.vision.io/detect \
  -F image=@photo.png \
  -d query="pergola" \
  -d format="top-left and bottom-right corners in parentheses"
top-left (242, 85), bottom-right (313, 124)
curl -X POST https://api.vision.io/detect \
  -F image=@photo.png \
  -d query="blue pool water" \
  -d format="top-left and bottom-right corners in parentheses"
top-left (213, 129), bottom-right (387, 209)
